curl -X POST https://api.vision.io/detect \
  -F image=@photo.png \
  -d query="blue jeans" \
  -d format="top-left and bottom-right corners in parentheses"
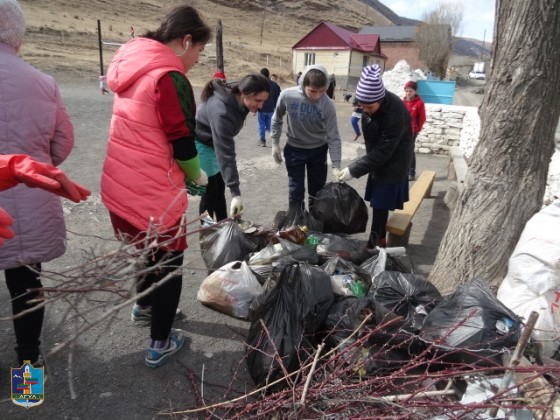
top-left (257, 111), bottom-right (273, 140)
top-left (283, 143), bottom-right (328, 210)
top-left (351, 116), bottom-right (361, 136)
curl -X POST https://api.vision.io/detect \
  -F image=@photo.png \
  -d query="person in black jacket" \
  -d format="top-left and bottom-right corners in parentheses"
top-left (337, 65), bottom-right (413, 247)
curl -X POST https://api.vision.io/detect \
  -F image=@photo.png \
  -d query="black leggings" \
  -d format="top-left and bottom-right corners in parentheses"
top-left (199, 172), bottom-right (227, 221)
top-left (5, 264), bottom-right (44, 365)
top-left (135, 249), bottom-right (184, 341)
top-left (369, 208), bottom-right (389, 246)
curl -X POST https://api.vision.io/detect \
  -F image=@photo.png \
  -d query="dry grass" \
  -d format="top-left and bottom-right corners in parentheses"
top-left (18, 0), bottom-right (392, 86)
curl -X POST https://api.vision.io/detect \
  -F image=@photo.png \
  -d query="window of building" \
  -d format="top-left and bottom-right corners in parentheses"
top-left (304, 52), bottom-right (316, 66)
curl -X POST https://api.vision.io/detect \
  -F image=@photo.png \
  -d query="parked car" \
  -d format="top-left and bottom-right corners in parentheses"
top-left (468, 71), bottom-right (486, 80)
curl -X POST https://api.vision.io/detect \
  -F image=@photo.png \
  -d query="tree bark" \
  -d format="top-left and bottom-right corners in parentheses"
top-left (429, 0), bottom-right (560, 294)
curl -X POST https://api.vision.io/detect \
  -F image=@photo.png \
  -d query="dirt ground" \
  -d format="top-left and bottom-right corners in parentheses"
top-left (0, 81), bottom-right (483, 419)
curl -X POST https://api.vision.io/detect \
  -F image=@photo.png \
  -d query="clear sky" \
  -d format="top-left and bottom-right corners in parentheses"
top-left (381, 0), bottom-right (495, 41)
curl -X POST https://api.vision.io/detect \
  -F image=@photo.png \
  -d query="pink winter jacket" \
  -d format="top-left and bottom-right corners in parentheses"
top-left (101, 38), bottom-right (188, 232)
top-left (0, 44), bottom-right (75, 270)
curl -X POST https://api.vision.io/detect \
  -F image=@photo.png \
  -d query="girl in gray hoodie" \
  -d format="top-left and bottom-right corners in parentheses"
top-left (195, 73), bottom-right (270, 220)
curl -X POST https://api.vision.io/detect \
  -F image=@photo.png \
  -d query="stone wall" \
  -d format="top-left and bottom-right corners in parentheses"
top-left (415, 104), bottom-right (479, 157)
top-left (418, 104), bottom-right (559, 205)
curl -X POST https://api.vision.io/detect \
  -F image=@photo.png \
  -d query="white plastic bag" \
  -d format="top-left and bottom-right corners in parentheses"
top-left (197, 261), bottom-right (264, 320)
top-left (497, 200), bottom-right (560, 357)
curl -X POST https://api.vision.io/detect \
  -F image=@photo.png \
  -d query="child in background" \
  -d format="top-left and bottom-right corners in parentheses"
top-left (351, 98), bottom-right (363, 142)
top-left (403, 81), bottom-right (426, 181)
top-left (213, 66), bottom-right (226, 80)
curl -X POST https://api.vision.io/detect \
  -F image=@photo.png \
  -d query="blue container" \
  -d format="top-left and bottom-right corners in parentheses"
top-left (417, 80), bottom-right (456, 105)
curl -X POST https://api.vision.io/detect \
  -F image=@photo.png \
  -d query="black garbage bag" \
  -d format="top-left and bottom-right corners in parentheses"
top-left (246, 262), bottom-right (334, 389)
top-left (312, 232), bottom-right (371, 265)
top-left (247, 238), bottom-right (319, 266)
top-left (323, 296), bottom-right (400, 346)
top-left (273, 207), bottom-right (324, 232)
top-left (321, 256), bottom-right (372, 297)
top-left (360, 248), bottom-right (414, 279)
top-left (419, 277), bottom-right (522, 366)
top-left (322, 296), bottom-right (416, 374)
top-left (311, 182), bottom-right (368, 234)
top-left (199, 221), bottom-right (259, 272)
top-left (368, 271), bottom-right (442, 332)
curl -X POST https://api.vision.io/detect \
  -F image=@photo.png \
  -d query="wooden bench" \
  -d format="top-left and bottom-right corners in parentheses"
top-left (386, 170), bottom-right (437, 247)
top-left (444, 146), bottom-right (469, 209)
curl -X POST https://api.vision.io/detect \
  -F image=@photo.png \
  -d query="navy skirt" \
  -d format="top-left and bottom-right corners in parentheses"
top-left (364, 176), bottom-right (409, 210)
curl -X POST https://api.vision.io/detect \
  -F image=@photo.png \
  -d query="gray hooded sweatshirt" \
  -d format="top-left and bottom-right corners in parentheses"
top-left (195, 81), bottom-right (249, 197)
top-left (271, 64), bottom-right (342, 167)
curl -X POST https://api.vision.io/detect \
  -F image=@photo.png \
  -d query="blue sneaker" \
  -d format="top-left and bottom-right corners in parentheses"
top-left (144, 329), bottom-right (185, 368)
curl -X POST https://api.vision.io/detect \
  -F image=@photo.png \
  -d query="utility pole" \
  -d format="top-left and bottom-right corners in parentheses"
top-left (259, 0), bottom-right (268, 46)
top-left (97, 19), bottom-right (104, 76)
top-left (216, 19), bottom-right (224, 72)
top-left (480, 29), bottom-right (486, 60)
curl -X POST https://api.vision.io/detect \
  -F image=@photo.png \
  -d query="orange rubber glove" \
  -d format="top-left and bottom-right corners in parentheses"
top-left (0, 207), bottom-right (15, 246)
top-left (9, 155), bottom-right (91, 203)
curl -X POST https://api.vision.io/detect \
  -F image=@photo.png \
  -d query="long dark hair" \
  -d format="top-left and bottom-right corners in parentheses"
top-left (143, 6), bottom-right (211, 45)
top-left (201, 73), bottom-right (270, 102)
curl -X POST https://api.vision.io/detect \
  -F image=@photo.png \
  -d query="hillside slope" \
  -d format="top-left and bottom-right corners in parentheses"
top-left (18, 0), bottom-right (392, 84)
top-left (17, 0), bottom-right (487, 85)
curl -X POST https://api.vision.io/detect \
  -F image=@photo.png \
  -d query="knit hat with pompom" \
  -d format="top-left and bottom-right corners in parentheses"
top-left (355, 64), bottom-right (386, 104)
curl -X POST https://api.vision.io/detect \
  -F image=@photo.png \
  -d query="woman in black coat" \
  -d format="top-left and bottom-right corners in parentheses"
top-left (337, 65), bottom-right (413, 247)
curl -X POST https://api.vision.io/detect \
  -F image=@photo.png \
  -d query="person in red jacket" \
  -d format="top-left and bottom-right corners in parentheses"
top-left (403, 81), bottom-right (426, 181)
top-left (101, 5), bottom-right (211, 368)
top-left (213, 66), bottom-right (226, 80)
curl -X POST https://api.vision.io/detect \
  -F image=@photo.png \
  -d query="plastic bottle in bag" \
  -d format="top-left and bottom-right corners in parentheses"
top-left (350, 280), bottom-right (367, 298)
top-left (304, 234), bottom-right (320, 247)
top-left (340, 274), bottom-right (367, 298)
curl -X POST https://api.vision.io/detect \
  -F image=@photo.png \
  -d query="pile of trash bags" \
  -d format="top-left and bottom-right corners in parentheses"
top-left (195, 182), bottom-right (524, 390)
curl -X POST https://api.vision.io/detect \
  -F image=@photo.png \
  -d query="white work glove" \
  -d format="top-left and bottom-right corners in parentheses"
top-left (337, 167), bottom-right (354, 182)
top-left (193, 169), bottom-right (208, 186)
top-left (186, 169), bottom-right (208, 197)
top-left (272, 144), bottom-right (283, 164)
top-left (230, 196), bottom-right (244, 217)
top-left (332, 167), bottom-right (341, 181)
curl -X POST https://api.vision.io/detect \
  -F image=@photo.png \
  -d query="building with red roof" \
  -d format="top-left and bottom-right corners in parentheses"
top-left (292, 22), bottom-right (387, 90)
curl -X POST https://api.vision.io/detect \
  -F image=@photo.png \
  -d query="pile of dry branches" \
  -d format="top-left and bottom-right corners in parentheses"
top-left (168, 311), bottom-right (560, 419)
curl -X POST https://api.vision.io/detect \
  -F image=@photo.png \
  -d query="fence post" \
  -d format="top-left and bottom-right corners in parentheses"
top-left (216, 19), bottom-right (224, 72)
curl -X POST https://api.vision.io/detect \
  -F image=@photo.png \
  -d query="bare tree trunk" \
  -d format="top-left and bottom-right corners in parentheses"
top-left (429, 0), bottom-right (560, 294)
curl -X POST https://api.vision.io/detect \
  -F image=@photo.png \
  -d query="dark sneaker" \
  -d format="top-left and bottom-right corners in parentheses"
top-left (144, 329), bottom-right (185, 368)
top-left (131, 304), bottom-right (183, 322)
top-left (260, 141), bottom-right (266, 147)
top-left (408, 174), bottom-right (416, 181)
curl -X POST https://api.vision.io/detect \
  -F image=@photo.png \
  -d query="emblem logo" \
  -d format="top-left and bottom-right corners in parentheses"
top-left (11, 360), bottom-right (44, 409)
